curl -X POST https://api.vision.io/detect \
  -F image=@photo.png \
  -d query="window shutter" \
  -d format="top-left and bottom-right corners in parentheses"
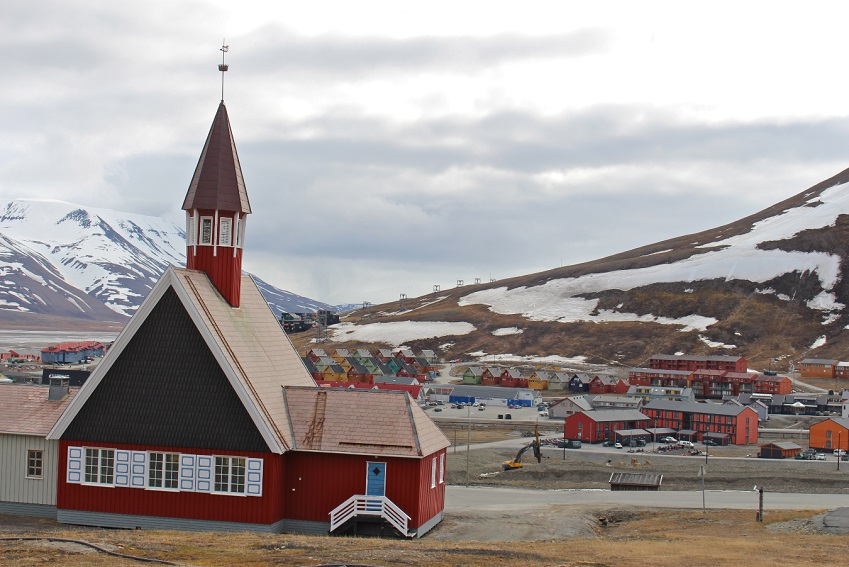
top-left (180, 454), bottom-right (196, 491)
top-left (130, 451), bottom-right (147, 488)
top-left (67, 446), bottom-right (83, 484)
top-left (246, 458), bottom-right (263, 496)
top-left (196, 455), bottom-right (213, 492)
top-left (114, 450), bottom-right (131, 487)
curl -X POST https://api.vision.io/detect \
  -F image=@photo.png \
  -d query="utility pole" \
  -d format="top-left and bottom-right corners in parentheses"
top-left (756, 486), bottom-right (764, 522)
top-left (465, 405), bottom-right (471, 486)
top-left (700, 465), bottom-right (706, 515)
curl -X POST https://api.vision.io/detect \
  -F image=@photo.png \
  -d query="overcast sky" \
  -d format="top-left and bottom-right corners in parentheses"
top-left (4, 1), bottom-right (849, 306)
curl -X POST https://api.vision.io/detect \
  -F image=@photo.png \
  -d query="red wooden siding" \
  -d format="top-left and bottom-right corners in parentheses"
top-left (186, 209), bottom-right (244, 307)
top-left (283, 449), bottom-right (446, 529)
top-left (58, 440), bottom-right (285, 525)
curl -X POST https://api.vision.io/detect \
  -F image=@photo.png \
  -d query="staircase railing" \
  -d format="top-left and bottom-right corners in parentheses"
top-left (329, 495), bottom-right (411, 537)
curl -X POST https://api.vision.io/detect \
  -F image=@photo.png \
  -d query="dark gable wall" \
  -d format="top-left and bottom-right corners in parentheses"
top-left (62, 286), bottom-right (269, 453)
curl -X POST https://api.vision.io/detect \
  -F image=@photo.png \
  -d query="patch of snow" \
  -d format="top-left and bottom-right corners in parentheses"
top-left (699, 335), bottom-right (736, 349)
top-left (776, 293), bottom-right (791, 301)
top-left (806, 292), bottom-right (845, 312)
top-left (492, 327), bottom-right (523, 336)
top-left (328, 321), bottom-right (475, 346)
top-left (467, 351), bottom-right (487, 357)
top-left (684, 289), bottom-right (694, 293)
top-left (822, 314), bottom-right (840, 325)
top-left (810, 335), bottom-right (827, 349)
top-left (755, 287), bottom-right (775, 295)
top-left (674, 351), bottom-right (685, 356)
top-left (476, 353), bottom-right (588, 365)
top-left (644, 249), bottom-right (672, 256)
top-left (438, 342), bottom-right (455, 351)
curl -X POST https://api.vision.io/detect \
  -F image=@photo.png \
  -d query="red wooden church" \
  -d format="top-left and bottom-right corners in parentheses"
top-left (48, 97), bottom-right (449, 537)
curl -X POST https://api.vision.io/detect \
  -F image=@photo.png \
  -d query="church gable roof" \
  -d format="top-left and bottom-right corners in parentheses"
top-left (282, 387), bottom-right (450, 458)
top-left (182, 101), bottom-right (251, 213)
top-left (50, 267), bottom-right (315, 452)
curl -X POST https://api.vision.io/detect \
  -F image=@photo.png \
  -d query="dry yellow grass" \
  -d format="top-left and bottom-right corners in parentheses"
top-left (2, 509), bottom-right (847, 566)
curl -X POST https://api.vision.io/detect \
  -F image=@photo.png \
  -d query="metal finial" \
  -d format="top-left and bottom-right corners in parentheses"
top-left (218, 39), bottom-right (229, 101)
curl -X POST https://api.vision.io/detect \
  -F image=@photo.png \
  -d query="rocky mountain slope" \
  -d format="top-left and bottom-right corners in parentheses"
top-left (0, 199), bottom-right (334, 330)
top-left (307, 166), bottom-right (849, 370)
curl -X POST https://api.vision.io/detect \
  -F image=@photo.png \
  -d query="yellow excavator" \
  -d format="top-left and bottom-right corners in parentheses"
top-left (503, 424), bottom-right (542, 470)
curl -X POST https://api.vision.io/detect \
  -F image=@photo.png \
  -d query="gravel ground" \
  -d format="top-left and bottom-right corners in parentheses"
top-left (446, 437), bottom-right (849, 493)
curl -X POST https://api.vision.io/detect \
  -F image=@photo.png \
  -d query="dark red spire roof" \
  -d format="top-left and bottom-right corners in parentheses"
top-left (182, 101), bottom-right (251, 213)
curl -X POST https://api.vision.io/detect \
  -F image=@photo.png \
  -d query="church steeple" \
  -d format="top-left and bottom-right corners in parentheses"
top-left (182, 99), bottom-right (251, 307)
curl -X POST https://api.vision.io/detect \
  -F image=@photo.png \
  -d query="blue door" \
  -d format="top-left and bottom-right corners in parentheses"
top-left (365, 462), bottom-right (386, 496)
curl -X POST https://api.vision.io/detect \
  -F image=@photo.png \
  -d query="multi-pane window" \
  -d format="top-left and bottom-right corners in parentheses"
top-left (219, 217), bottom-right (232, 246)
top-left (214, 456), bottom-right (246, 494)
top-left (200, 217), bottom-right (213, 245)
top-left (84, 448), bottom-right (114, 485)
top-left (27, 450), bottom-right (43, 478)
top-left (148, 452), bottom-right (179, 489)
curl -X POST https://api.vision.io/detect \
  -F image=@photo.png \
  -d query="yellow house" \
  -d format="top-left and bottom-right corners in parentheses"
top-left (528, 371), bottom-right (550, 390)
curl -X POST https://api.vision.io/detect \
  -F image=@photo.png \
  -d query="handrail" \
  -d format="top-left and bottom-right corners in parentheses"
top-left (329, 494), bottom-right (411, 537)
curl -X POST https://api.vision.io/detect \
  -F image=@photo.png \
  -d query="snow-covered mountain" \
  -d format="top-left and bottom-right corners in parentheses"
top-left (318, 166), bottom-right (849, 370)
top-left (0, 199), bottom-right (334, 328)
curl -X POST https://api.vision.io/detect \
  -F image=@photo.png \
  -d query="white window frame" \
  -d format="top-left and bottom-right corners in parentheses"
top-left (186, 212), bottom-right (197, 246)
top-left (219, 217), bottom-right (233, 247)
top-left (199, 216), bottom-right (214, 245)
top-left (84, 448), bottom-right (115, 486)
top-left (439, 453), bottom-right (445, 484)
top-left (214, 456), bottom-right (246, 495)
top-left (430, 457), bottom-right (437, 488)
top-left (27, 449), bottom-right (43, 479)
top-left (148, 451), bottom-right (180, 490)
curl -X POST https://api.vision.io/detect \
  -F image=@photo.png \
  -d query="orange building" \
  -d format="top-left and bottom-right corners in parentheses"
top-left (799, 358), bottom-right (837, 380)
top-left (809, 418), bottom-right (849, 452)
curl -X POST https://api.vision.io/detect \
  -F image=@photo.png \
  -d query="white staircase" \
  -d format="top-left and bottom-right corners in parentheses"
top-left (329, 495), bottom-right (411, 537)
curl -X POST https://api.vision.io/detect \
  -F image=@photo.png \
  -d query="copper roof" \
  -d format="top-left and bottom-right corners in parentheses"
top-left (0, 384), bottom-right (78, 436)
top-left (282, 386), bottom-right (449, 458)
top-left (182, 101), bottom-right (251, 213)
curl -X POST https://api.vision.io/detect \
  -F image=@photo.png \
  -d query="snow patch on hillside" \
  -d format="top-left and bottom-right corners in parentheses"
top-left (475, 353), bottom-right (588, 365)
top-left (492, 327), bottom-right (523, 336)
top-left (329, 321), bottom-right (475, 345)
top-left (460, 184), bottom-right (849, 326)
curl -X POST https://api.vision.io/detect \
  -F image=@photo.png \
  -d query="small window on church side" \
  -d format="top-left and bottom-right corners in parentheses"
top-left (200, 217), bottom-right (213, 245)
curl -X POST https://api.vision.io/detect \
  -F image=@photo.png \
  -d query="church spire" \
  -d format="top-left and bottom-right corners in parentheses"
top-left (182, 46), bottom-right (250, 308)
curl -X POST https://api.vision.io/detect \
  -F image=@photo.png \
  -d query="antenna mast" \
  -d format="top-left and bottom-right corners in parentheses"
top-left (218, 39), bottom-right (229, 101)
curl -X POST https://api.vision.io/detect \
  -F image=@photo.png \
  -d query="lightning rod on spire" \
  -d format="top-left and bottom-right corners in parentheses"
top-left (219, 39), bottom-right (229, 101)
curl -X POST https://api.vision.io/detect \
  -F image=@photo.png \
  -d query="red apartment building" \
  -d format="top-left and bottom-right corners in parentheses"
top-left (563, 410), bottom-right (650, 444)
top-left (643, 400), bottom-right (758, 445)
top-left (628, 368), bottom-right (694, 387)
top-left (648, 354), bottom-right (747, 373)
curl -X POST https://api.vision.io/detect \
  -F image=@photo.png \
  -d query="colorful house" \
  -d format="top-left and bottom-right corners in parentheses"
top-left (462, 367), bottom-right (484, 385)
top-left (809, 418), bottom-right (849, 452)
top-left (527, 371), bottom-right (550, 391)
top-left (46, 100), bottom-right (449, 537)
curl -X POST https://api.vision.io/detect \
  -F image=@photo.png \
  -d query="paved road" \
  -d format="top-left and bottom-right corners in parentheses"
top-left (446, 485), bottom-right (849, 512)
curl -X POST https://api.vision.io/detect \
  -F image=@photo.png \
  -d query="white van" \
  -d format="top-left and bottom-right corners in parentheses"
top-left (679, 440), bottom-right (694, 448)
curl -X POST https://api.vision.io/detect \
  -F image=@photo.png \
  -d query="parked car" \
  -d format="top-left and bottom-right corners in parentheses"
top-left (602, 440), bottom-right (614, 447)
top-left (614, 442), bottom-right (623, 449)
top-left (680, 441), bottom-right (695, 448)
top-left (663, 437), bottom-right (678, 444)
top-left (834, 449), bottom-right (847, 456)
top-left (703, 439), bottom-right (717, 446)
top-left (815, 453), bottom-right (826, 460)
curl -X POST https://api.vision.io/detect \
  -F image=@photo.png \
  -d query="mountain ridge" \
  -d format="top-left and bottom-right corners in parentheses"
top-left (0, 199), bottom-right (335, 330)
top-left (297, 166), bottom-right (849, 371)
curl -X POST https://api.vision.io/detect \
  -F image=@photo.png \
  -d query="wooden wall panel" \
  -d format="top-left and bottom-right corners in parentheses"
top-left (58, 440), bottom-right (284, 525)
top-left (0, 435), bottom-right (58, 506)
